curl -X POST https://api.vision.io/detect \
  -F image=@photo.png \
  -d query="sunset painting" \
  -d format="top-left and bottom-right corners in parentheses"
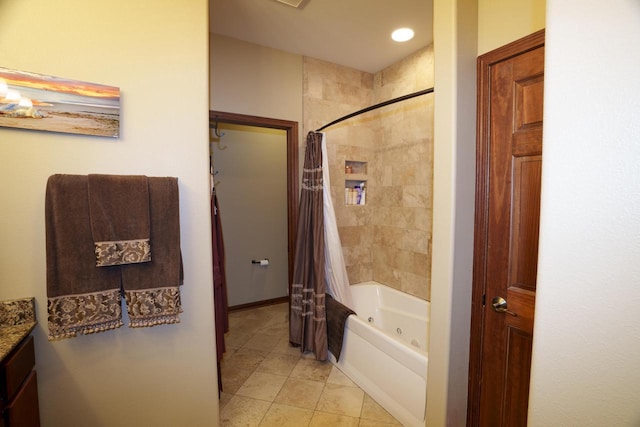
top-left (0, 67), bottom-right (120, 138)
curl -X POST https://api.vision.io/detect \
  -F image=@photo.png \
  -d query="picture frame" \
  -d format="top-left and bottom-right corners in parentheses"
top-left (0, 67), bottom-right (120, 138)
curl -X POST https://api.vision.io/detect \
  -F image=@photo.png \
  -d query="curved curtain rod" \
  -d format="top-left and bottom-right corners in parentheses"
top-left (315, 87), bottom-right (434, 132)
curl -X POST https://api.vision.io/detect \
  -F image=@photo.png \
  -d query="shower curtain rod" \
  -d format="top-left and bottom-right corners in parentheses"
top-left (315, 87), bottom-right (434, 132)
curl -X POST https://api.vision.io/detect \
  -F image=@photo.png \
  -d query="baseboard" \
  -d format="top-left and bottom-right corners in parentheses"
top-left (229, 296), bottom-right (289, 312)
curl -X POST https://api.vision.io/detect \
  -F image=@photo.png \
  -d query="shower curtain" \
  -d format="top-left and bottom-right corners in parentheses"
top-left (321, 133), bottom-right (353, 308)
top-left (289, 131), bottom-right (353, 360)
top-left (289, 131), bottom-right (327, 360)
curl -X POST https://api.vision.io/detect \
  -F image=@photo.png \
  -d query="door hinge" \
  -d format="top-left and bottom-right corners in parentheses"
top-left (482, 294), bottom-right (486, 306)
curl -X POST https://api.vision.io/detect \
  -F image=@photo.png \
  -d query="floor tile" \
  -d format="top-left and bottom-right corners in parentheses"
top-left (236, 371), bottom-right (288, 402)
top-left (270, 337), bottom-right (302, 357)
top-left (222, 347), bottom-right (268, 372)
top-left (315, 383), bottom-right (364, 418)
top-left (360, 394), bottom-right (401, 425)
top-left (219, 391), bottom-right (233, 411)
top-left (220, 303), bottom-right (402, 426)
top-left (258, 403), bottom-right (314, 427)
top-left (256, 353), bottom-right (300, 376)
top-left (358, 419), bottom-right (403, 427)
top-left (308, 411), bottom-right (359, 427)
top-left (327, 365), bottom-right (356, 387)
top-left (221, 366), bottom-right (254, 395)
top-left (273, 377), bottom-right (325, 409)
top-left (243, 333), bottom-right (281, 352)
top-left (220, 395), bottom-right (270, 427)
top-left (225, 331), bottom-right (255, 350)
top-left (290, 357), bottom-right (334, 382)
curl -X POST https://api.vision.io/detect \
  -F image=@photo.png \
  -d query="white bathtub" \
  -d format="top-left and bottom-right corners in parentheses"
top-left (328, 281), bottom-right (429, 427)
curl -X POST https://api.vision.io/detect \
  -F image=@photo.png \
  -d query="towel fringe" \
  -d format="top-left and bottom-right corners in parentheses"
top-left (129, 314), bottom-right (181, 328)
top-left (48, 319), bottom-right (124, 341)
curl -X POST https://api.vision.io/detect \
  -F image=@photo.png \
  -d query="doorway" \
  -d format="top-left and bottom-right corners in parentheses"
top-left (209, 110), bottom-right (298, 308)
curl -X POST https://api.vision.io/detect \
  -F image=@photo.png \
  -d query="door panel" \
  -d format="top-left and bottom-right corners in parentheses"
top-left (468, 29), bottom-right (545, 427)
top-left (510, 155), bottom-right (541, 292)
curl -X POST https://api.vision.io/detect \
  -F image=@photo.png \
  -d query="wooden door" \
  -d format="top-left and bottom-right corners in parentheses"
top-left (468, 29), bottom-right (545, 426)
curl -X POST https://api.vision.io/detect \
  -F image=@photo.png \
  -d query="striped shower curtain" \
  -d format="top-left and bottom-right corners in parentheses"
top-left (289, 131), bottom-right (327, 361)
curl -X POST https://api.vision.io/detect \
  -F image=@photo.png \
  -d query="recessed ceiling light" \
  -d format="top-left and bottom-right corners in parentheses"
top-left (391, 28), bottom-right (414, 42)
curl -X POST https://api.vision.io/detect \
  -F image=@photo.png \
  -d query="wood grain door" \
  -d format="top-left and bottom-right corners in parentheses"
top-left (468, 29), bottom-right (545, 427)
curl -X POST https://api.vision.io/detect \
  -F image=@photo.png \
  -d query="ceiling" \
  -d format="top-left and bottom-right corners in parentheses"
top-left (209, 0), bottom-right (433, 74)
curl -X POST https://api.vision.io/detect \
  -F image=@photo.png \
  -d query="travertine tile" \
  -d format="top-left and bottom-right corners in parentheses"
top-left (327, 366), bottom-right (356, 387)
top-left (290, 357), bottom-right (333, 382)
top-left (273, 377), bottom-right (324, 409)
top-left (256, 353), bottom-right (300, 377)
top-left (224, 331), bottom-right (254, 350)
top-left (236, 371), bottom-right (287, 402)
top-left (358, 419), bottom-right (402, 427)
top-left (258, 403), bottom-right (314, 427)
top-left (243, 333), bottom-right (280, 352)
top-left (220, 366), bottom-right (254, 395)
top-left (270, 337), bottom-right (302, 357)
top-left (222, 347), bottom-right (267, 372)
top-left (360, 394), bottom-right (401, 425)
top-left (219, 395), bottom-right (270, 427)
top-left (219, 391), bottom-right (233, 411)
top-left (315, 383), bottom-right (364, 418)
top-left (256, 321), bottom-right (289, 338)
top-left (309, 411), bottom-right (359, 427)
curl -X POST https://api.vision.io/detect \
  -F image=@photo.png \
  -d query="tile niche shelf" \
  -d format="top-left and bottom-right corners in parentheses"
top-left (344, 160), bottom-right (367, 206)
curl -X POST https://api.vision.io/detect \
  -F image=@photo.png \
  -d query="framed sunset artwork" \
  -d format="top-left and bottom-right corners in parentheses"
top-left (0, 67), bottom-right (120, 138)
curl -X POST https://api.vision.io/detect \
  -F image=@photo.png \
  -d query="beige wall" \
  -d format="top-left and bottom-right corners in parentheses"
top-left (0, 1), bottom-right (217, 426)
top-left (478, 0), bottom-right (546, 54)
top-left (210, 34), bottom-right (303, 126)
top-left (303, 48), bottom-right (434, 301)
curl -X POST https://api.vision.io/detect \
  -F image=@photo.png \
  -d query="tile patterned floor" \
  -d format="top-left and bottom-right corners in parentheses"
top-left (219, 303), bottom-right (402, 426)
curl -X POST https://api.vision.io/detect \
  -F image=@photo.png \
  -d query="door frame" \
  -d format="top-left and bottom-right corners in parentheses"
top-left (209, 110), bottom-right (299, 299)
top-left (466, 29), bottom-right (545, 425)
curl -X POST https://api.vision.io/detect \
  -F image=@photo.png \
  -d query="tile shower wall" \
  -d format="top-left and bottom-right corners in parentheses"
top-left (303, 46), bottom-right (434, 301)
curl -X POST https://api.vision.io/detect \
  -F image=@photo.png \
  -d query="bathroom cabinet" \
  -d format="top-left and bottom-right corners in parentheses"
top-left (0, 335), bottom-right (40, 427)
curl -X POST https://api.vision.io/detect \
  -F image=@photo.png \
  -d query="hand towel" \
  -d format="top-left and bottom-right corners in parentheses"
top-left (88, 174), bottom-right (151, 267)
top-left (120, 177), bottom-right (183, 327)
top-left (46, 175), bottom-right (123, 340)
top-left (326, 294), bottom-right (355, 361)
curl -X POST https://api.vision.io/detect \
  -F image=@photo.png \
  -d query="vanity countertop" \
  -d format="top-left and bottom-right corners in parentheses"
top-left (0, 297), bottom-right (37, 361)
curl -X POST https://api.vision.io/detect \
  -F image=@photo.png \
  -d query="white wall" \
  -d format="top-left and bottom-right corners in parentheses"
top-left (428, 0), bottom-right (545, 424)
top-left (428, 0), bottom-right (478, 425)
top-left (529, 1), bottom-right (640, 425)
top-left (0, 1), bottom-right (218, 426)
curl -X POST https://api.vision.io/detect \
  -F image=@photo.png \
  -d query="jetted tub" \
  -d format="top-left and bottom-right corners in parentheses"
top-left (328, 281), bottom-right (429, 427)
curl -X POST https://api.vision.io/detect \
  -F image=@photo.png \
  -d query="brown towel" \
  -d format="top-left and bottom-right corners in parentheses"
top-left (121, 177), bottom-right (183, 327)
top-left (88, 174), bottom-right (151, 267)
top-left (326, 294), bottom-right (356, 361)
top-left (46, 175), bottom-right (124, 340)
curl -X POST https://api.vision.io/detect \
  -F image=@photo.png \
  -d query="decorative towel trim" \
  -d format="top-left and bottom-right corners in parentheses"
top-left (95, 238), bottom-right (151, 267)
top-left (124, 286), bottom-right (182, 328)
top-left (47, 289), bottom-right (123, 341)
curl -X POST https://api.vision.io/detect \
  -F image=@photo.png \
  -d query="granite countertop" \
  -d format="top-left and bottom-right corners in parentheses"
top-left (0, 298), bottom-right (37, 361)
